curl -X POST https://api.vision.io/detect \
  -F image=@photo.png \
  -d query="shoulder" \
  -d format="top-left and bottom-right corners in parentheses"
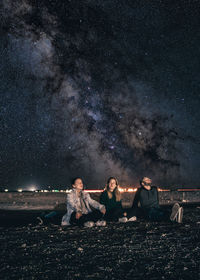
top-left (151, 186), bottom-right (158, 193)
top-left (100, 190), bottom-right (107, 198)
top-left (67, 189), bottom-right (76, 198)
top-left (136, 187), bottom-right (142, 193)
top-left (100, 190), bottom-right (107, 195)
top-left (82, 191), bottom-right (90, 199)
top-left (67, 190), bottom-right (73, 196)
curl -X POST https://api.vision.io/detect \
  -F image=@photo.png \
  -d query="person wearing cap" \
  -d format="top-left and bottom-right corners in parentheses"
top-left (132, 177), bottom-right (183, 223)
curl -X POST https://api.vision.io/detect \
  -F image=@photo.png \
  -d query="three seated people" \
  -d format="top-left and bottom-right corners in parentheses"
top-left (61, 176), bottom-right (183, 227)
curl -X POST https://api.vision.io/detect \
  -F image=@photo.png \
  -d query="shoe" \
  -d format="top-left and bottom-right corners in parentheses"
top-left (128, 216), bottom-right (137, 222)
top-left (84, 221), bottom-right (95, 228)
top-left (170, 203), bottom-right (180, 222)
top-left (118, 217), bottom-right (128, 223)
top-left (36, 217), bottom-right (43, 225)
top-left (61, 221), bottom-right (70, 226)
top-left (95, 220), bottom-right (106, 227)
top-left (177, 207), bottom-right (183, 223)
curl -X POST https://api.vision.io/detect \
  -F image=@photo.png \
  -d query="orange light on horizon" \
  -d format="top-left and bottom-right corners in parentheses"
top-left (84, 187), bottom-right (138, 193)
top-left (127, 188), bottom-right (137, 192)
top-left (177, 188), bottom-right (200, 191)
top-left (158, 188), bottom-right (170, 192)
top-left (84, 190), bottom-right (103, 193)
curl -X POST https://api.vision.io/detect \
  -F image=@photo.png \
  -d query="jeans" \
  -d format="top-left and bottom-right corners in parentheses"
top-left (39, 211), bottom-right (62, 225)
top-left (144, 207), bottom-right (170, 222)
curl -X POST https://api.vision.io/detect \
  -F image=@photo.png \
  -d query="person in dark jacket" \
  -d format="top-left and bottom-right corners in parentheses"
top-left (132, 177), bottom-right (183, 223)
top-left (100, 177), bottom-right (137, 223)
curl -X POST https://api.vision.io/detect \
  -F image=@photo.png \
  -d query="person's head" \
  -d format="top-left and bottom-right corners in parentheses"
top-left (140, 177), bottom-right (152, 190)
top-left (105, 177), bottom-right (121, 201)
top-left (106, 177), bottom-right (118, 192)
top-left (72, 177), bottom-right (84, 191)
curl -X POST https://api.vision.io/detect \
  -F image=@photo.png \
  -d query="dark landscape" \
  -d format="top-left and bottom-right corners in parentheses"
top-left (1, 205), bottom-right (200, 280)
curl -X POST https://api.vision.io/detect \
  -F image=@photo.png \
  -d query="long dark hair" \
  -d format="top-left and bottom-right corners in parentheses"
top-left (105, 177), bottom-right (121, 201)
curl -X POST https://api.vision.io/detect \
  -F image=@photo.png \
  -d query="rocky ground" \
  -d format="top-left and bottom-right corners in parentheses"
top-left (0, 205), bottom-right (200, 280)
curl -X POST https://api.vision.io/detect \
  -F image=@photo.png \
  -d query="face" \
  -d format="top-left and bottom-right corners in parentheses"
top-left (141, 177), bottom-right (152, 190)
top-left (108, 179), bottom-right (117, 192)
top-left (73, 178), bottom-right (84, 191)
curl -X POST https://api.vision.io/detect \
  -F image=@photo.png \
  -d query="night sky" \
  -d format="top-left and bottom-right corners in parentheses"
top-left (1, 0), bottom-right (200, 189)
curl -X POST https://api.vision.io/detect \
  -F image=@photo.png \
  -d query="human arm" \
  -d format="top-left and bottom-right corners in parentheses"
top-left (100, 191), bottom-right (107, 206)
top-left (67, 192), bottom-right (83, 219)
top-left (154, 186), bottom-right (160, 207)
top-left (76, 212), bottom-right (82, 219)
top-left (66, 192), bottom-right (77, 211)
top-left (61, 192), bottom-right (78, 226)
top-left (131, 188), bottom-right (141, 208)
top-left (86, 193), bottom-right (106, 213)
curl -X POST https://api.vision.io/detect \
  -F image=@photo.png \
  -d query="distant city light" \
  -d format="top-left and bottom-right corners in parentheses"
top-left (158, 188), bottom-right (170, 192)
top-left (127, 188), bottom-right (137, 192)
top-left (66, 190), bottom-right (71, 193)
top-left (29, 185), bottom-right (37, 192)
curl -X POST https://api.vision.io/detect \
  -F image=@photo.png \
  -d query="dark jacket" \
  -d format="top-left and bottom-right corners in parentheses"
top-left (100, 190), bottom-right (122, 212)
top-left (132, 186), bottom-right (159, 209)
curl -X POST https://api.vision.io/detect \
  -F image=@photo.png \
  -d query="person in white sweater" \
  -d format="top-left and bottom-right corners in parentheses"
top-left (61, 178), bottom-right (106, 227)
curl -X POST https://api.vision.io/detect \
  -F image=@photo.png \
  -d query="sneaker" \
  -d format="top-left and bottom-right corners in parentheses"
top-left (128, 216), bottom-right (137, 222)
top-left (95, 220), bottom-right (106, 227)
top-left (118, 217), bottom-right (128, 223)
top-left (177, 207), bottom-right (183, 223)
top-left (84, 221), bottom-right (95, 228)
top-left (61, 221), bottom-right (70, 226)
top-left (170, 203), bottom-right (180, 222)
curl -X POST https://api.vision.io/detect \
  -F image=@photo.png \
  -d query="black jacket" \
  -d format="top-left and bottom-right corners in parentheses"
top-left (132, 186), bottom-right (159, 209)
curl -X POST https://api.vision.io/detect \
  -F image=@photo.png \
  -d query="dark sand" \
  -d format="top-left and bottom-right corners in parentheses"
top-left (0, 205), bottom-right (200, 280)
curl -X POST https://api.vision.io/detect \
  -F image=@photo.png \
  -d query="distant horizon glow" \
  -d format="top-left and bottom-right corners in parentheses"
top-left (1, 187), bottom-right (200, 193)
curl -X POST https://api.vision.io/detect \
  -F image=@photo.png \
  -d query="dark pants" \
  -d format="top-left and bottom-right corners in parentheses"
top-left (38, 211), bottom-right (62, 225)
top-left (70, 210), bottom-right (103, 226)
top-left (142, 207), bottom-right (170, 222)
top-left (104, 207), bottom-right (137, 222)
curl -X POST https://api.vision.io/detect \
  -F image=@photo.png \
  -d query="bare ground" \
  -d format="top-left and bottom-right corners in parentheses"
top-left (0, 205), bottom-right (200, 280)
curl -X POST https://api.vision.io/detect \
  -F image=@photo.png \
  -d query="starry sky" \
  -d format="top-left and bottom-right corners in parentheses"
top-left (0, 0), bottom-right (200, 189)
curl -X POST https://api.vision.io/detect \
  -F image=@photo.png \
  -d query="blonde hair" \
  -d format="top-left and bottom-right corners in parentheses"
top-left (105, 177), bottom-right (121, 201)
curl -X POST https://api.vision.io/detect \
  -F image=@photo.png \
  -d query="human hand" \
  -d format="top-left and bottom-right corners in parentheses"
top-left (123, 212), bottom-right (127, 217)
top-left (101, 208), bottom-right (106, 215)
top-left (76, 212), bottom-right (82, 219)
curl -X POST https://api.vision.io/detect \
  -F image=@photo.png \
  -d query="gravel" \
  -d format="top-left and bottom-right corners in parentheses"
top-left (0, 205), bottom-right (200, 279)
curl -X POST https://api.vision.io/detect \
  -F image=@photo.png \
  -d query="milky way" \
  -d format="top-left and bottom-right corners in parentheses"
top-left (1, 1), bottom-right (200, 188)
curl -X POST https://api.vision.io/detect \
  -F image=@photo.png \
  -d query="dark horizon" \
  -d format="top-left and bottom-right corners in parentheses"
top-left (1, 1), bottom-right (200, 188)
